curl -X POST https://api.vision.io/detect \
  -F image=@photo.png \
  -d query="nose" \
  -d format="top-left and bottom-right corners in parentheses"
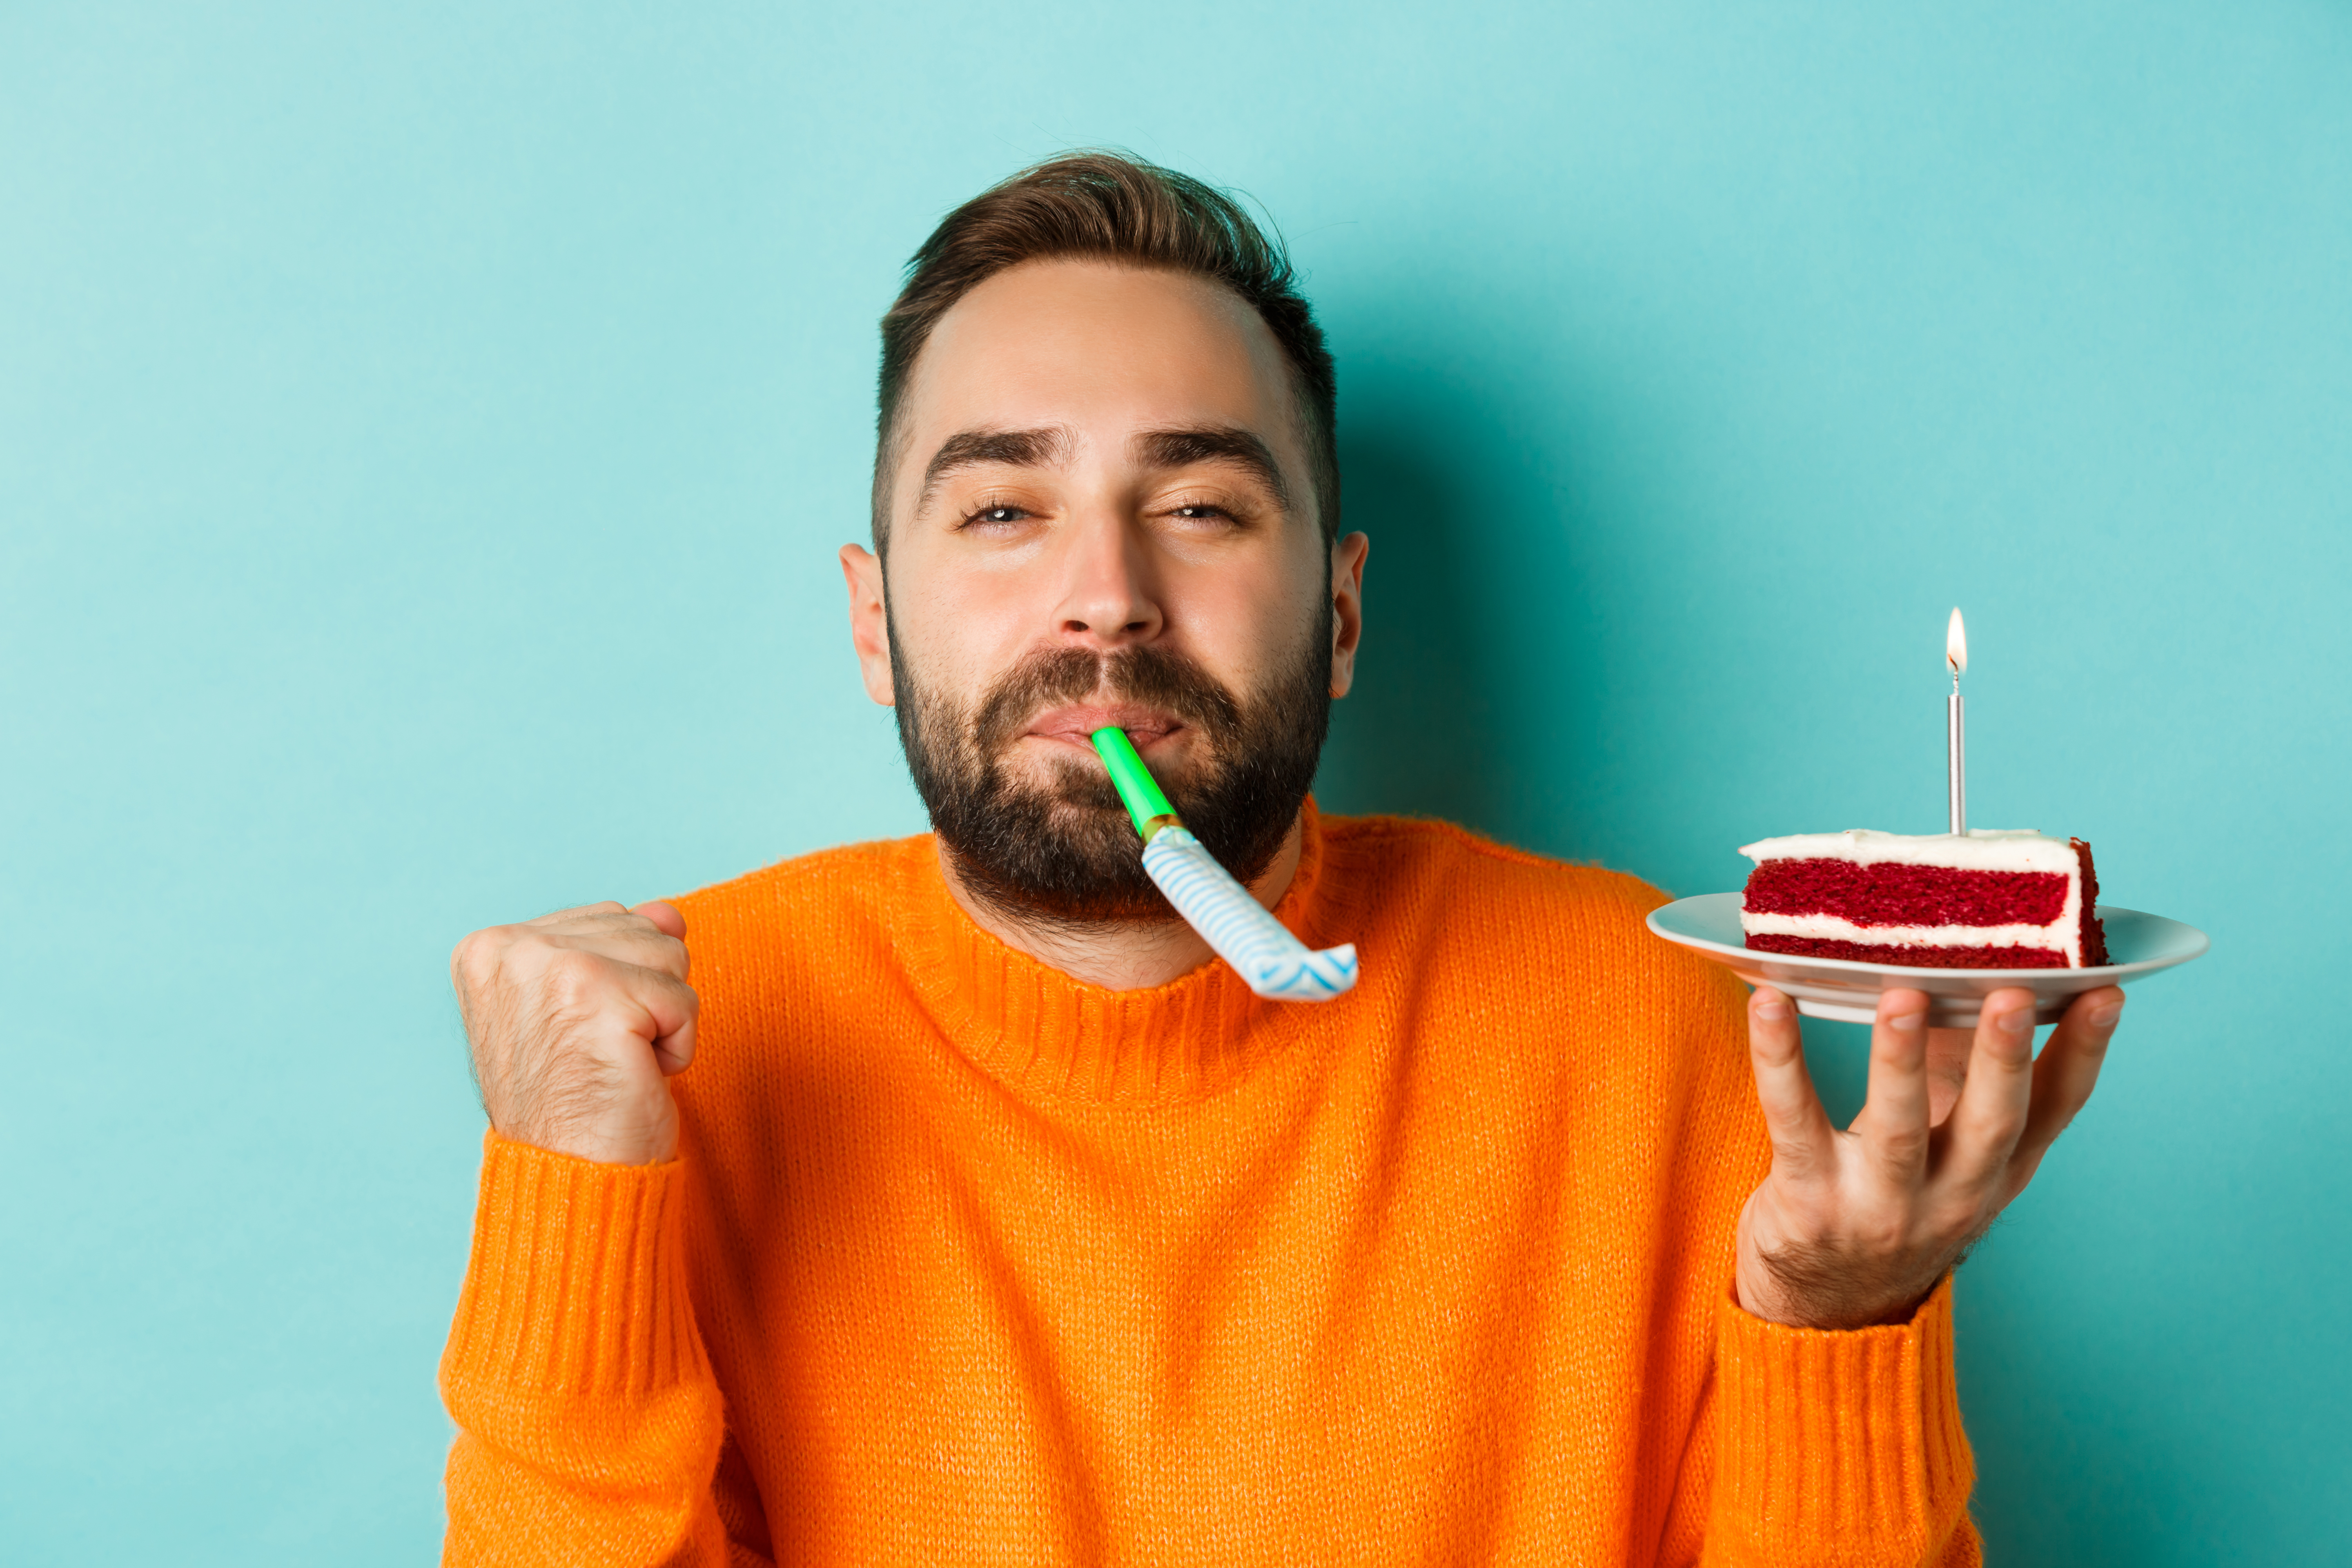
top-left (1049, 508), bottom-right (1163, 648)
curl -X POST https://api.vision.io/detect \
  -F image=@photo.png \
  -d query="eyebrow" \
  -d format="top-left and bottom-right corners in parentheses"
top-left (916, 426), bottom-right (1074, 514)
top-left (1134, 427), bottom-right (1292, 511)
top-left (912, 422), bottom-right (1295, 518)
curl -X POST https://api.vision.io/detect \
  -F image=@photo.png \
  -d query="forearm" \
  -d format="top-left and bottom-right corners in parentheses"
top-left (439, 1134), bottom-right (735, 1567)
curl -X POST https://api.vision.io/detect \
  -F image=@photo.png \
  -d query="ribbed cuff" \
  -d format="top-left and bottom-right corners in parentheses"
top-left (441, 1132), bottom-right (706, 1404)
top-left (1711, 1274), bottom-right (1974, 1567)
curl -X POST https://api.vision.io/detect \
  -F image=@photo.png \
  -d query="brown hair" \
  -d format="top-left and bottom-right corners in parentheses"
top-left (871, 152), bottom-right (1339, 552)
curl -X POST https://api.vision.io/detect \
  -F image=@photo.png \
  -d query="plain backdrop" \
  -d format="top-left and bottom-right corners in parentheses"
top-left (5, 2), bottom-right (2347, 1561)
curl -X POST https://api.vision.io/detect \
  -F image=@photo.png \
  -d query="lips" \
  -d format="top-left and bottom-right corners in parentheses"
top-left (968, 644), bottom-right (1234, 762)
top-left (1022, 704), bottom-right (1185, 748)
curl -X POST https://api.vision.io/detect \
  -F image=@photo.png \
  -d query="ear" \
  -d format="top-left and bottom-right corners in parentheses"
top-left (1327, 530), bottom-right (1369, 699)
top-left (839, 544), bottom-right (895, 706)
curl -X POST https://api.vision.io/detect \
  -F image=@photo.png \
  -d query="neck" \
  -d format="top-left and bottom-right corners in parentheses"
top-left (936, 815), bottom-right (1305, 991)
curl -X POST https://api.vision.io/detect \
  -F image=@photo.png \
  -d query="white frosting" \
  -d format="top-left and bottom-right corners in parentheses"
top-left (1740, 911), bottom-right (2078, 963)
top-left (1738, 828), bottom-right (2077, 873)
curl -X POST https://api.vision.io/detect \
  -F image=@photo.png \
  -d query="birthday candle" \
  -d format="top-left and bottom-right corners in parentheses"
top-left (1947, 608), bottom-right (1968, 836)
top-left (1090, 727), bottom-right (1359, 1003)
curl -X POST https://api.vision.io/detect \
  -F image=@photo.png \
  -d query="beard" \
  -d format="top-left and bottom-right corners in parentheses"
top-left (890, 611), bottom-right (1332, 929)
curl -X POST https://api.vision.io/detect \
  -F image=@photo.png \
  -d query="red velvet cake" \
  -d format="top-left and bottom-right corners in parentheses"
top-left (1739, 830), bottom-right (2110, 970)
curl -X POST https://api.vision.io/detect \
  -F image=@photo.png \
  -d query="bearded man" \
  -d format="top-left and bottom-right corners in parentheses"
top-left (439, 154), bottom-right (2123, 1566)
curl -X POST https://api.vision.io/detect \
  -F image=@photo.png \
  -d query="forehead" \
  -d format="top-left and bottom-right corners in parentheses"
top-left (897, 260), bottom-right (1304, 466)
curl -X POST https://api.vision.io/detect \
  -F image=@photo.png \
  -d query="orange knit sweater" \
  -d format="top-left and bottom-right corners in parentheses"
top-left (440, 804), bottom-right (1979, 1566)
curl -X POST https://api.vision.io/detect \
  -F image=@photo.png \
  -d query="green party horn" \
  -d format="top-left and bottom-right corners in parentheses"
top-left (1090, 726), bottom-right (1182, 843)
top-left (1087, 725), bottom-right (1359, 1003)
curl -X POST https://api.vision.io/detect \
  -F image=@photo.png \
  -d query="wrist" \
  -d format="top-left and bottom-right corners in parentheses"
top-left (489, 1104), bottom-right (677, 1167)
top-left (1735, 1247), bottom-right (1942, 1330)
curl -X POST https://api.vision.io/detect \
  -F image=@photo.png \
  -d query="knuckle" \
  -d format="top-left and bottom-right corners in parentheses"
top-left (546, 945), bottom-right (606, 977)
top-left (1857, 1211), bottom-right (1911, 1258)
top-left (538, 949), bottom-right (615, 1008)
top-left (450, 924), bottom-right (504, 975)
top-left (1982, 1104), bottom-right (2029, 1144)
top-left (1876, 1125), bottom-right (1929, 1163)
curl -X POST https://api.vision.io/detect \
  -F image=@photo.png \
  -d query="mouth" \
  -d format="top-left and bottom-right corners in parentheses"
top-left (1021, 704), bottom-right (1187, 753)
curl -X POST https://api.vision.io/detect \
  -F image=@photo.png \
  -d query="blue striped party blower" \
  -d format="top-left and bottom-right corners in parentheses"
top-left (1089, 726), bottom-right (1359, 1002)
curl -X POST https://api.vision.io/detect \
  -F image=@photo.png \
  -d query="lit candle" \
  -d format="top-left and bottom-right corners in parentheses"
top-left (1946, 607), bottom-right (1968, 835)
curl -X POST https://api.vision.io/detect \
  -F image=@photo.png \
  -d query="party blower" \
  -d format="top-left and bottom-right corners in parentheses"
top-left (1089, 727), bottom-right (1359, 1002)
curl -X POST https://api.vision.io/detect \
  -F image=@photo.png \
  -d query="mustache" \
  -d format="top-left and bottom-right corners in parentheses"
top-left (890, 610), bottom-right (1333, 927)
top-left (970, 644), bottom-right (1244, 760)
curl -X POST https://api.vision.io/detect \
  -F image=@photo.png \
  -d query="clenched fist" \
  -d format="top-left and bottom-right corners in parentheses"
top-left (452, 900), bottom-right (699, 1165)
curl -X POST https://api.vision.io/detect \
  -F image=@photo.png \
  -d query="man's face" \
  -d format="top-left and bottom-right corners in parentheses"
top-left (841, 260), bottom-right (1367, 925)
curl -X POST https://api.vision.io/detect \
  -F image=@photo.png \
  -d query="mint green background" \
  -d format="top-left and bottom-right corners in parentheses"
top-left (4, 2), bottom-right (2346, 1561)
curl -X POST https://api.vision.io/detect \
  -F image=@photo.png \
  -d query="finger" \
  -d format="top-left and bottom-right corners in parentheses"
top-left (530, 951), bottom-right (700, 1073)
top-left (1854, 989), bottom-right (1932, 1185)
top-left (633, 968), bottom-right (700, 1076)
top-left (543, 923), bottom-right (691, 982)
top-left (1940, 987), bottom-right (2039, 1190)
top-left (525, 899), bottom-right (630, 928)
top-left (633, 900), bottom-right (687, 940)
top-left (1746, 987), bottom-right (1838, 1180)
top-left (2012, 986), bottom-right (2124, 1180)
top-left (572, 956), bottom-right (702, 1075)
top-left (1923, 1026), bottom-right (1973, 1126)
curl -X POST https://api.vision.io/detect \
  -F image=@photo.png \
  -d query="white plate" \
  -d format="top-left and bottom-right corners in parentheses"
top-left (1645, 894), bottom-right (2209, 1026)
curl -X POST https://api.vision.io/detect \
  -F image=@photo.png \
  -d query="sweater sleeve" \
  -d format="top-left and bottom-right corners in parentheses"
top-left (1668, 1274), bottom-right (1981, 1568)
top-left (439, 1132), bottom-right (749, 1567)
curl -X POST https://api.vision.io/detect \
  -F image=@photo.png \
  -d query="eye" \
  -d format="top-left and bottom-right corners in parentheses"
top-left (1168, 503), bottom-right (1237, 526)
top-left (962, 504), bottom-right (1032, 529)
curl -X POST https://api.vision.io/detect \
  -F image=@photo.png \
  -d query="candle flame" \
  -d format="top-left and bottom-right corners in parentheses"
top-left (1946, 607), bottom-right (1968, 678)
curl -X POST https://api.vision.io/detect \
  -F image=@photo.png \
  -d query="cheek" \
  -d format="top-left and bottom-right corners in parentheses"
top-left (1168, 557), bottom-right (1321, 677)
top-left (889, 561), bottom-right (1046, 693)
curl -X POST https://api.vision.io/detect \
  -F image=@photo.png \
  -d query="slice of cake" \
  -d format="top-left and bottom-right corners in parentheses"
top-left (1739, 830), bottom-right (2110, 969)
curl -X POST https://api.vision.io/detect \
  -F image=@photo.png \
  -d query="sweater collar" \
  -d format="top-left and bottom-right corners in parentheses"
top-left (894, 799), bottom-right (1334, 1107)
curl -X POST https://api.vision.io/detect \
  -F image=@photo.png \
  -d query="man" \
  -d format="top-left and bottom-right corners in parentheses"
top-left (441, 154), bottom-right (2122, 1565)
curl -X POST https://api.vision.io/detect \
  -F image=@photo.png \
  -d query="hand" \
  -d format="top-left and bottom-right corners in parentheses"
top-left (1735, 983), bottom-right (2124, 1330)
top-left (451, 900), bottom-right (699, 1165)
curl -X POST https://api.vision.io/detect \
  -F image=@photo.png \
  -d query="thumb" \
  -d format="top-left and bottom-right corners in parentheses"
top-left (633, 900), bottom-right (687, 940)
